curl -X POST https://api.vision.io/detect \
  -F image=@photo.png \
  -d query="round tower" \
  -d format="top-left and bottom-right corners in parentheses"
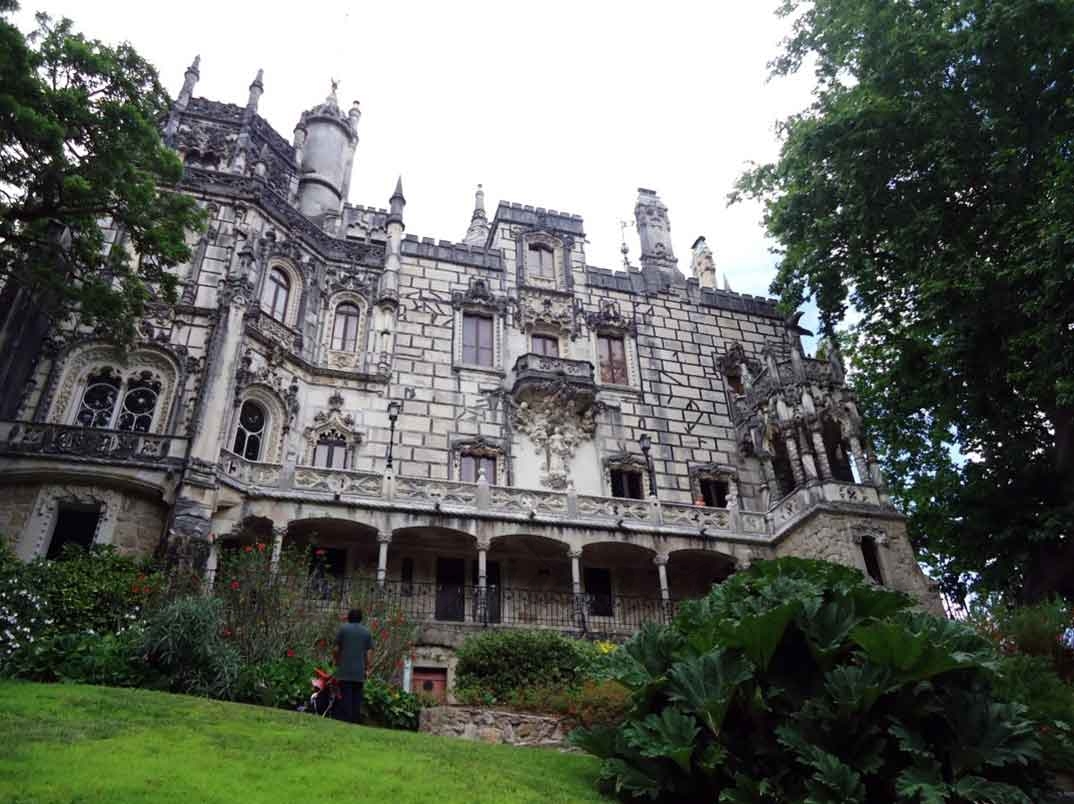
top-left (292, 82), bottom-right (361, 219)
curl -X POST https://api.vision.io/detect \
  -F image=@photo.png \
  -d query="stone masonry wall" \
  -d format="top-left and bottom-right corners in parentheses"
top-left (419, 706), bottom-right (570, 748)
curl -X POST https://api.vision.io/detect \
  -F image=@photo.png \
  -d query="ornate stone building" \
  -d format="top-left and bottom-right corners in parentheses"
top-left (0, 64), bottom-right (938, 680)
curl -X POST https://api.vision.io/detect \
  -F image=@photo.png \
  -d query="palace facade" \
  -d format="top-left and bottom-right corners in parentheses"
top-left (0, 62), bottom-right (939, 685)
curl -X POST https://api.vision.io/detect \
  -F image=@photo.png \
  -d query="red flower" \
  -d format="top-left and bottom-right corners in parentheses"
top-left (221, 627), bottom-right (233, 638)
top-left (315, 638), bottom-right (327, 648)
top-left (142, 585), bottom-right (152, 594)
top-left (230, 580), bottom-right (240, 591)
top-left (243, 546), bottom-right (253, 553)
top-left (130, 583), bottom-right (140, 593)
top-left (286, 649), bottom-right (296, 658)
top-left (257, 542), bottom-right (266, 552)
top-left (315, 548), bottom-right (326, 557)
top-left (371, 618), bottom-right (380, 630)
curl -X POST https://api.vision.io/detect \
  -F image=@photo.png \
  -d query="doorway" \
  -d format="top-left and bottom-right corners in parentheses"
top-left (435, 557), bottom-right (466, 622)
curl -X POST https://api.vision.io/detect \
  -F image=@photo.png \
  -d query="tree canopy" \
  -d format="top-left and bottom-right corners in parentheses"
top-left (0, 1), bottom-right (203, 339)
top-left (735, 0), bottom-right (1074, 604)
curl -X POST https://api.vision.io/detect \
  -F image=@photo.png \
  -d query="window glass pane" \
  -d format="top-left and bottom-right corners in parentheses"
top-left (234, 401), bottom-right (266, 461)
top-left (700, 478), bottom-right (728, 507)
top-left (598, 336), bottom-right (627, 384)
top-left (610, 469), bottom-right (643, 499)
top-left (481, 456), bottom-right (496, 482)
top-left (77, 370), bottom-right (120, 428)
top-left (264, 268), bottom-right (290, 321)
top-left (332, 304), bottom-right (360, 351)
top-left (532, 335), bottom-right (558, 356)
top-left (459, 455), bottom-right (476, 482)
top-left (117, 375), bottom-right (160, 433)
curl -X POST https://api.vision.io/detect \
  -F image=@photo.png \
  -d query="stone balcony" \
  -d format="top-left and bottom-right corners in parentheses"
top-left (509, 353), bottom-right (596, 407)
top-left (0, 421), bottom-right (187, 466)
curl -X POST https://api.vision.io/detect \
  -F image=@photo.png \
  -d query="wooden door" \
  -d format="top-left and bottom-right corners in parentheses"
top-left (435, 557), bottom-right (465, 622)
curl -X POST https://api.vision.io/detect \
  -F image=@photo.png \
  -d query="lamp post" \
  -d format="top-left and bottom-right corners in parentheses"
top-left (639, 433), bottom-right (657, 498)
top-left (385, 399), bottom-right (402, 471)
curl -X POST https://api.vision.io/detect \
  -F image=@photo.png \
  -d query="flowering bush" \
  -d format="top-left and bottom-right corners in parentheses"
top-left (1, 543), bottom-right (156, 653)
top-left (0, 549), bottom-right (49, 667)
top-left (141, 595), bottom-right (240, 699)
top-left (212, 544), bottom-right (418, 682)
top-left (364, 676), bottom-right (423, 730)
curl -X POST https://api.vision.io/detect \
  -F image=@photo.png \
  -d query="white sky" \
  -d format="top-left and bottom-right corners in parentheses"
top-left (16, 0), bottom-right (816, 312)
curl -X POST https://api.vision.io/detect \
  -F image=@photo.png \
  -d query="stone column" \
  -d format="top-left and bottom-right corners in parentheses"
top-left (569, 547), bottom-right (586, 632)
top-left (782, 433), bottom-right (806, 488)
top-left (846, 436), bottom-right (869, 484)
top-left (376, 532), bottom-right (391, 587)
top-left (205, 535), bottom-right (219, 592)
top-left (653, 553), bottom-right (670, 601)
top-left (270, 526), bottom-right (285, 573)
top-left (758, 455), bottom-right (778, 511)
top-left (796, 427), bottom-right (819, 483)
top-left (810, 427), bottom-right (832, 480)
top-left (476, 538), bottom-right (489, 625)
top-left (654, 552), bottom-right (671, 623)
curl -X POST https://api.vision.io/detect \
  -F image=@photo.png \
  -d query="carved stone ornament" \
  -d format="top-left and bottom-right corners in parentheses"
top-left (452, 277), bottom-right (506, 314)
top-left (585, 299), bottom-right (635, 335)
top-left (513, 390), bottom-right (599, 489)
top-left (304, 392), bottom-right (361, 461)
top-left (515, 287), bottom-right (576, 336)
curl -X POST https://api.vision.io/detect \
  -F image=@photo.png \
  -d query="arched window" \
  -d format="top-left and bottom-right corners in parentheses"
top-left (331, 303), bottom-right (361, 352)
top-left (76, 369), bottom-right (120, 428)
top-left (822, 418), bottom-right (854, 482)
top-left (233, 401), bottom-right (266, 460)
top-left (262, 268), bottom-right (291, 322)
top-left (116, 372), bottom-right (161, 433)
top-left (314, 431), bottom-right (349, 469)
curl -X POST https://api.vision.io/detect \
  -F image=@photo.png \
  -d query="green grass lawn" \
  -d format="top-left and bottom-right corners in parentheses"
top-left (0, 682), bottom-right (607, 803)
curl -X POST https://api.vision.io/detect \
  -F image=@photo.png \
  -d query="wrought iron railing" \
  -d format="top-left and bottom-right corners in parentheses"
top-left (0, 421), bottom-right (185, 463)
top-left (201, 571), bottom-right (677, 636)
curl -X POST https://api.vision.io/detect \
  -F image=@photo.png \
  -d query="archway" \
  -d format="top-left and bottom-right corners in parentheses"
top-left (667, 549), bottom-right (736, 601)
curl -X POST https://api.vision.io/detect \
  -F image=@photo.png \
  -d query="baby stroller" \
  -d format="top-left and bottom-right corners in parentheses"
top-left (307, 668), bottom-right (340, 718)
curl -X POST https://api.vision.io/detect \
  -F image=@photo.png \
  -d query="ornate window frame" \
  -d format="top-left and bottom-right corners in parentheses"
top-left (229, 383), bottom-right (287, 464)
top-left (602, 451), bottom-right (652, 498)
top-left (261, 258), bottom-right (302, 328)
top-left (688, 463), bottom-right (738, 508)
top-left (521, 232), bottom-right (565, 290)
top-left (320, 290), bottom-right (369, 371)
top-left (301, 391), bottom-right (364, 467)
top-left (50, 343), bottom-right (180, 435)
top-left (452, 277), bottom-right (506, 374)
top-left (450, 435), bottom-right (506, 486)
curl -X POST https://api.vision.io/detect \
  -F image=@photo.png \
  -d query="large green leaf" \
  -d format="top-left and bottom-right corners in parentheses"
top-left (716, 603), bottom-right (797, 672)
top-left (624, 622), bottom-right (684, 681)
top-left (942, 694), bottom-right (1041, 777)
top-left (602, 758), bottom-right (665, 801)
top-left (667, 648), bottom-right (754, 736)
top-left (824, 663), bottom-right (892, 718)
top-left (895, 763), bottom-right (949, 804)
top-left (851, 620), bottom-right (979, 682)
top-left (951, 776), bottom-right (1033, 804)
top-left (623, 707), bottom-right (700, 773)
top-left (568, 724), bottom-right (617, 759)
top-left (776, 724), bottom-right (866, 803)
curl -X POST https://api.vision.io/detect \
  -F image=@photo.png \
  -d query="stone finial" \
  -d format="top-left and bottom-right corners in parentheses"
top-left (463, 184), bottom-right (490, 246)
top-left (176, 55), bottom-right (201, 108)
top-left (387, 176), bottom-right (406, 226)
top-left (246, 68), bottom-right (264, 113)
top-left (348, 99), bottom-right (361, 132)
top-left (723, 274), bottom-right (732, 291)
top-left (690, 236), bottom-right (717, 290)
top-left (634, 188), bottom-right (681, 277)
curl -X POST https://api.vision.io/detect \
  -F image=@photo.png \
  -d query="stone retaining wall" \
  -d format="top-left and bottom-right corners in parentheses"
top-left (419, 706), bottom-right (570, 748)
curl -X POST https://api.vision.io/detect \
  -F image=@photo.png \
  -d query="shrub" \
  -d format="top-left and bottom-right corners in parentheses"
top-left (571, 557), bottom-right (1067, 803)
top-left (236, 654), bottom-right (317, 710)
top-left (5, 628), bottom-right (149, 687)
top-left (363, 676), bottom-right (423, 731)
top-left (503, 679), bottom-right (633, 730)
top-left (455, 629), bottom-right (597, 701)
top-left (0, 544), bottom-right (154, 670)
top-left (210, 545), bottom-right (418, 681)
top-left (142, 596), bottom-right (240, 699)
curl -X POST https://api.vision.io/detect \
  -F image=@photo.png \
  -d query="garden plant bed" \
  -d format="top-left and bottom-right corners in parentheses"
top-left (0, 682), bottom-right (607, 804)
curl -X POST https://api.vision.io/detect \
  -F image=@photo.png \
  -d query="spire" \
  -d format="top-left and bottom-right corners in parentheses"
top-left (177, 55), bottom-right (200, 108)
top-left (635, 188), bottom-right (681, 277)
top-left (689, 236), bottom-right (717, 289)
top-left (388, 176), bottom-right (406, 226)
top-left (246, 68), bottom-right (264, 113)
top-left (463, 184), bottom-right (490, 246)
top-left (723, 274), bottom-right (732, 292)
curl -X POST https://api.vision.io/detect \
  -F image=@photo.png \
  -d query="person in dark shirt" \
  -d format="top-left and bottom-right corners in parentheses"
top-left (333, 608), bottom-right (374, 723)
